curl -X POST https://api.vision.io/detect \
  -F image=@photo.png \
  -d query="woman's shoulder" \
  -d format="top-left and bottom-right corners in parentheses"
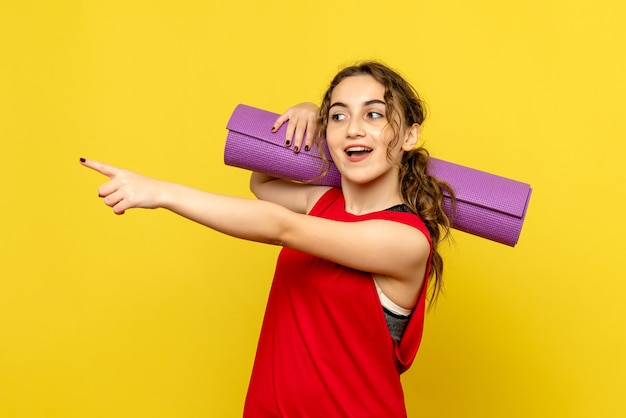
top-left (307, 186), bottom-right (341, 215)
top-left (376, 206), bottom-right (431, 242)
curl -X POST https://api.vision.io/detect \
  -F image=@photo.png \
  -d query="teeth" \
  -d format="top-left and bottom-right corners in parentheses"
top-left (346, 146), bottom-right (371, 152)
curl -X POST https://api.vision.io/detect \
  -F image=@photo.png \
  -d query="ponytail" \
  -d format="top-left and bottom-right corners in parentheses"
top-left (400, 147), bottom-right (455, 306)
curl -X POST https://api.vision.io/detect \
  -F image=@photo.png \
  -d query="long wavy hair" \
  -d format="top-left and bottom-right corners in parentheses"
top-left (316, 61), bottom-right (456, 305)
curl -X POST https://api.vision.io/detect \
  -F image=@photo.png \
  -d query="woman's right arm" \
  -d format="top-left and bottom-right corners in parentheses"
top-left (80, 158), bottom-right (428, 289)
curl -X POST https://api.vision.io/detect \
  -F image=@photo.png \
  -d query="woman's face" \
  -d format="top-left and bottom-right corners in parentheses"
top-left (325, 75), bottom-right (414, 186)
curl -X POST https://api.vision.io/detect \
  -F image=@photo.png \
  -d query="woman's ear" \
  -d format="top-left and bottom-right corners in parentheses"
top-left (401, 123), bottom-right (420, 151)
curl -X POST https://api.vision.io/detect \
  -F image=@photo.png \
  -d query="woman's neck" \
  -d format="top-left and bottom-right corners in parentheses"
top-left (340, 178), bottom-right (403, 216)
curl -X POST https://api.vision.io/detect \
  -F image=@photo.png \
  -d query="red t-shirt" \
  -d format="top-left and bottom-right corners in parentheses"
top-left (244, 188), bottom-right (432, 417)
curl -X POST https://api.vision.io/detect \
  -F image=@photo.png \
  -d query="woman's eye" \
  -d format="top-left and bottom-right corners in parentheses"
top-left (368, 111), bottom-right (384, 119)
top-left (331, 114), bottom-right (346, 121)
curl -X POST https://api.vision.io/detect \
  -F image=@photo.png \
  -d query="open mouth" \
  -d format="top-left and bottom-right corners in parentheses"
top-left (345, 146), bottom-right (373, 157)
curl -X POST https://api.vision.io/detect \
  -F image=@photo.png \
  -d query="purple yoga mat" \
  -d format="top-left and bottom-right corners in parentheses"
top-left (224, 104), bottom-right (532, 246)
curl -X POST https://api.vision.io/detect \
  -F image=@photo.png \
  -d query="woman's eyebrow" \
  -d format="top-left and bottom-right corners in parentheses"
top-left (329, 99), bottom-right (386, 110)
top-left (329, 101), bottom-right (347, 110)
top-left (364, 99), bottom-right (386, 106)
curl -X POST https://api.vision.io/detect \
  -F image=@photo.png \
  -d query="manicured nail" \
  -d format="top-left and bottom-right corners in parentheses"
top-left (271, 126), bottom-right (276, 132)
top-left (304, 145), bottom-right (310, 152)
top-left (80, 158), bottom-right (86, 162)
top-left (285, 140), bottom-right (291, 147)
top-left (294, 146), bottom-right (299, 153)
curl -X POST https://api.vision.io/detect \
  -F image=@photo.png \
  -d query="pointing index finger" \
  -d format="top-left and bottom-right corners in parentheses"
top-left (79, 157), bottom-right (119, 178)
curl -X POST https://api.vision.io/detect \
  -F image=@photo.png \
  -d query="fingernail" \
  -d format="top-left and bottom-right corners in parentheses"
top-left (271, 126), bottom-right (276, 132)
top-left (294, 146), bottom-right (299, 153)
top-left (80, 158), bottom-right (86, 162)
top-left (304, 145), bottom-right (310, 152)
top-left (285, 140), bottom-right (291, 147)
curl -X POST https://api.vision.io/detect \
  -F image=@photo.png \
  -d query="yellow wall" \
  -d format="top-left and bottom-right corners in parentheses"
top-left (1, 1), bottom-right (624, 417)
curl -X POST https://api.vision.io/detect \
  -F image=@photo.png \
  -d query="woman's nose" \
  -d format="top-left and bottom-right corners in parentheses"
top-left (347, 118), bottom-right (365, 137)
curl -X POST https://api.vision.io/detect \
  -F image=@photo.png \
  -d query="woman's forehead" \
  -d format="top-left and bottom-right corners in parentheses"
top-left (331, 74), bottom-right (385, 103)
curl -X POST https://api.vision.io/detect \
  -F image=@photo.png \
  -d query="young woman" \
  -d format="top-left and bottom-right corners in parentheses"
top-left (81, 61), bottom-right (453, 417)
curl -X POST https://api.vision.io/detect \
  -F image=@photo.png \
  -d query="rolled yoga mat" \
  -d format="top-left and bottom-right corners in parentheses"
top-left (224, 104), bottom-right (532, 246)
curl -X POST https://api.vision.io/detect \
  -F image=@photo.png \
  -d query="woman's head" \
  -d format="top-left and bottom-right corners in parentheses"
top-left (319, 61), bottom-right (426, 158)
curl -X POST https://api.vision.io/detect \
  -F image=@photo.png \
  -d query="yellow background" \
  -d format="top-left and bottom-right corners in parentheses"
top-left (1, 0), bottom-right (625, 417)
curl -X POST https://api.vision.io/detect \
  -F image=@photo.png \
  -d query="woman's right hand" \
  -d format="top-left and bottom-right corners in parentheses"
top-left (271, 102), bottom-right (319, 154)
top-left (80, 158), bottom-right (169, 215)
